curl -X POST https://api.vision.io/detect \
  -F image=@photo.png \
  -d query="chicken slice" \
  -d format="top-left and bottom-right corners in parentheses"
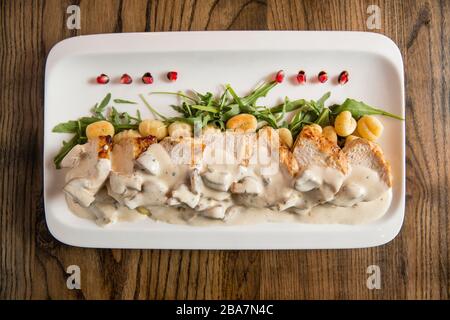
top-left (63, 136), bottom-right (112, 207)
top-left (292, 126), bottom-right (348, 204)
top-left (332, 138), bottom-right (392, 206)
top-left (111, 135), bottom-right (157, 174)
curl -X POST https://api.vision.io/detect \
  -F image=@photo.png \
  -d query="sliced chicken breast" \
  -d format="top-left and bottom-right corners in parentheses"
top-left (292, 126), bottom-right (348, 204)
top-left (332, 138), bottom-right (392, 206)
top-left (62, 136), bottom-right (113, 207)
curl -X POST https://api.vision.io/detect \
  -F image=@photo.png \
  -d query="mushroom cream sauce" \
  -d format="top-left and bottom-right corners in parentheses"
top-left (63, 131), bottom-right (392, 227)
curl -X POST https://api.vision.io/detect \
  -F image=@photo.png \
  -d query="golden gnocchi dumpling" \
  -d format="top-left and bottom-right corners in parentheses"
top-left (113, 129), bottom-right (141, 144)
top-left (334, 111), bottom-right (357, 137)
top-left (139, 119), bottom-right (168, 141)
top-left (202, 124), bottom-right (221, 135)
top-left (277, 128), bottom-right (293, 148)
top-left (357, 115), bottom-right (384, 141)
top-left (345, 134), bottom-right (359, 146)
top-left (226, 114), bottom-right (257, 133)
top-left (86, 120), bottom-right (115, 140)
top-left (322, 126), bottom-right (338, 144)
top-left (168, 121), bottom-right (193, 138)
top-left (258, 125), bottom-right (273, 136)
top-left (307, 123), bottom-right (323, 135)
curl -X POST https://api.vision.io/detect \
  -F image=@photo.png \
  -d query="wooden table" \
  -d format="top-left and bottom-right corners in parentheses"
top-left (0, 0), bottom-right (448, 300)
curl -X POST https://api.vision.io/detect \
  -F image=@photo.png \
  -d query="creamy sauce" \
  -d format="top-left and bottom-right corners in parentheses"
top-left (63, 134), bottom-right (393, 227)
top-left (68, 189), bottom-right (391, 226)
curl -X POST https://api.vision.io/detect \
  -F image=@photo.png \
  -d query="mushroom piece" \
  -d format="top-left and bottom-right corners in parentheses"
top-left (288, 207), bottom-right (310, 216)
top-left (201, 205), bottom-right (226, 220)
top-left (122, 179), bottom-right (169, 209)
top-left (109, 172), bottom-right (143, 196)
top-left (230, 176), bottom-right (263, 194)
top-left (224, 205), bottom-right (242, 221)
top-left (294, 167), bottom-right (345, 204)
top-left (136, 150), bottom-right (161, 175)
top-left (64, 181), bottom-right (96, 208)
top-left (332, 183), bottom-right (366, 207)
top-left (63, 158), bottom-right (111, 207)
top-left (294, 169), bottom-right (321, 192)
top-left (195, 197), bottom-right (219, 211)
top-left (170, 184), bottom-right (200, 209)
top-left (277, 191), bottom-right (306, 211)
top-left (189, 168), bottom-right (203, 195)
top-left (202, 169), bottom-right (234, 192)
top-left (166, 197), bottom-right (181, 206)
top-left (91, 201), bottom-right (118, 226)
top-left (60, 144), bottom-right (85, 168)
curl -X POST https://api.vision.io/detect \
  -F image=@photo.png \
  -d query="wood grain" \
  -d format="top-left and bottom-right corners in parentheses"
top-left (0, 0), bottom-right (448, 300)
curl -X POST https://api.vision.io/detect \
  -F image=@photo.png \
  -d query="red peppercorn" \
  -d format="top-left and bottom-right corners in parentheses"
top-left (318, 71), bottom-right (328, 83)
top-left (296, 70), bottom-right (306, 84)
top-left (96, 74), bottom-right (109, 84)
top-left (338, 70), bottom-right (349, 85)
top-left (275, 70), bottom-right (285, 83)
top-left (167, 71), bottom-right (178, 81)
top-left (142, 72), bottom-right (154, 84)
top-left (120, 73), bottom-right (132, 84)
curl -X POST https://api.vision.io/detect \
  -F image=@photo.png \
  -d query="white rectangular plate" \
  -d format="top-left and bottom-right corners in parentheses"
top-left (44, 31), bottom-right (405, 249)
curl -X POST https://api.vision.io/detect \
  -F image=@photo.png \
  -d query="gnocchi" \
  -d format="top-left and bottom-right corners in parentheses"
top-left (357, 115), bottom-right (384, 141)
top-left (86, 120), bottom-right (115, 140)
top-left (113, 129), bottom-right (141, 144)
top-left (322, 126), bottom-right (338, 144)
top-left (203, 124), bottom-right (221, 135)
top-left (345, 134), bottom-right (359, 146)
top-left (307, 123), bottom-right (323, 135)
top-left (334, 111), bottom-right (357, 137)
top-left (226, 114), bottom-right (258, 133)
top-left (168, 121), bottom-right (193, 138)
top-left (277, 128), bottom-right (293, 148)
top-left (139, 119), bottom-right (168, 141)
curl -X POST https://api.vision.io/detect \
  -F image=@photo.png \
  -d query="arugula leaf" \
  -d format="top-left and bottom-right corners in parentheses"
top-left (122, 112), bottom-right (130, 124)
top-left (242, 81), bottom-right (277, 105)
top-left (218, 88), bottom-right (229, 109)
top-left (275, 97), bottom-right (288, 122)
top-left (139, 94), bottom-right (167, 120)
top-left (94, 93), bottom-right (111, 113)
top-left (136, 109), bottom-right (141, 121)
top-left (79, 117), bottom-right (101, 125)
top-left (221, 104), bottom-right (240, 122)
top-left (270, 99), bottom-right (307, 114)
top-left (149, 91), bottom-right (198, 103)
top-left (113, 98), bottom-right (137, 104)
top-left (52, 120), bottom-right (79, 133)
top-left (316, 91), bottom-right (331, 108)
top-left (256, 112), bottom-right (279, 128)
top-left (190, 105), bottom-right (220, 113)
top-left (315, 108), bottom-right (330, 127)
top-left (330, 99), bottom-right (404, 120)
top-left (53, 134), bottom-right (80, 169)
top-left (226, 85), bottom-right (245, 109)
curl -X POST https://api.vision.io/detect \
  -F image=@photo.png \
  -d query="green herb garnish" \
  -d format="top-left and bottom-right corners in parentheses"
top-left (113, 98), bottom-right (138, 104)
top-left (143, 81), bottom-right (293, 130)
top-left (52, 81), bottom-right (403, 170)
top-left (330, 99), bottom-right (404, 120)
top-left (52, 93), bottom-right (142, 168)
top-left (286, 92), bottom-right (332, 137)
